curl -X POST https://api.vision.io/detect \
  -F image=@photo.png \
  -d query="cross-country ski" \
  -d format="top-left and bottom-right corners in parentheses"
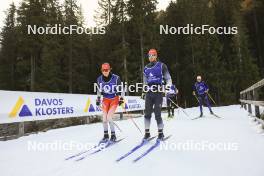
top-left (133, 135), bottom-right (172, 162)
top-left (116, 136), bottom-right (156, 162)
top-left (65, 141), bottom-right (106, 160)
top-left (75, 138), bottom-right (125, 161)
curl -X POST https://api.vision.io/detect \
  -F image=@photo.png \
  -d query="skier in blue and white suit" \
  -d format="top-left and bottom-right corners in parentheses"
top-left (192, 75), bottom-right (213, 117)
top-left (142, 49), bottom-right (172, 141)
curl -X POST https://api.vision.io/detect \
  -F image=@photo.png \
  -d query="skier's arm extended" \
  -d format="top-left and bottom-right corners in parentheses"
top-left (162, 63), bottom-right (172, 85)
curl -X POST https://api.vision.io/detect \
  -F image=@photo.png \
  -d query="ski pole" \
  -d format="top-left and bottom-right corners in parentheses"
top-left (206, 92), bottom-right (217, 105)
top-left (194, 94), bottom-right (199, 103)
top-left (168, 97), bottom-right (190, 117)
top-left (121, 103), bottom-right (143, 135)
top-left (113, 122), bottom-right (122, 133)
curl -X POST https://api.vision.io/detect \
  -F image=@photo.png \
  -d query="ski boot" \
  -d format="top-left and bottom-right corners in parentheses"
top-left (100, 131), bottom-right (109, 143)
top-left (157, 129), bottom-right (164, 141)
top-left (143, 129), bottom-right (151, 141)
top-left (110, 132), bottom-right (117, 142)
top-left (199, 112), bottom-right (203, 117)
top-left (210, 110), bottom-right (214, 115)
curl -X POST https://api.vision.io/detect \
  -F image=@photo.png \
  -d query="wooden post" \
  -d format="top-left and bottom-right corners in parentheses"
top-left (245, 93), bottom-right (248, 110)
top-left (255, 106), bottom-right (260, 118)
top-left (120, 113), bottom-right (123, 120)
top-left (248, 104), bottom-right (252, 114)
top-left (240, 94), bottom-right (243, 108)
top-left (248, 92), bottom-right (252, 114)
top-left (85, 117), bottom-right (90, 124)
top-left (18, 122), bottom-right (24, 137)
top-left (253, 89), bottom-right (260, 118)
top-left (243, 93), bottom-right (246, 109)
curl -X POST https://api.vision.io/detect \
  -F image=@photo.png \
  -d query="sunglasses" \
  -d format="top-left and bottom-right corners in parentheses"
top-left (148, 54), bottom-right (157, 57)
top-left (102, 69), bottom-right (110, 72)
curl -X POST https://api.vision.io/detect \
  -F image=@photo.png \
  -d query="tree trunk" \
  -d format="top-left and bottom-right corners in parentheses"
top-left (121, 1), bottom-right (128, 95)
top-left (140, 31), bottom-right (144, 84)
top-left (68, 0), bottom-right (73, 93)
top-left (30, 54), bottom-right (35, 91)
top-left (89, 36), bottom-right (94, 93)
top-left (69, 35), bottom-right (73, 93)
top-left (10, 56), bottom-right (15, 90)
top-left (108, 0), bottom-right (111, 24)
top-left (252, 1), bottom-right (263, 75)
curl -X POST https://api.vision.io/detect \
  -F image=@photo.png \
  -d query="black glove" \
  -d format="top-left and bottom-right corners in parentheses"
top-left (96, 97), bottom-right (101, 106)
top-left (119, 97), bottom-right (124, 106)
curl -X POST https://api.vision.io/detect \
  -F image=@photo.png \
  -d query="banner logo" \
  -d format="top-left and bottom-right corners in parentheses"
top-left (84, 98), bottom-right (100, 112)
top-left (9, 97), bottom-right (33, 118)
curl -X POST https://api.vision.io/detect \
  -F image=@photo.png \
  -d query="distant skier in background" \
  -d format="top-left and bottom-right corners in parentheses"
top-left (192, 75), bottom-right (214, 117)
top-left (166, 84), bottom-right (178, 118)
top-left (96, 63), bottom-right (124, 142)
top-left (142, 49), bottom-right (172, 141)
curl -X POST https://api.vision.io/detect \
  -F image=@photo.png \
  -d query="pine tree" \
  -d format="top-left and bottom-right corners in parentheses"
top-left (0, 3), bottom-right (18, 90)
top-left (243, 0), bottom-right (264, 77)
top-left (159, 0), bottom-right (223, 106)
top-left (127, 0), bottom-right (158, 84)
top-left (110, 0), bottom-right (129, 88)
top-left (16, 0), bottom-right (47, 91)
top-left (63, 0), bottom-right (79, 93)
top-left (231, 3), bottom-right (259, 95)
top-left (38, 0), bottom-right (66, 92)
top-left (95, 0), bottom-right (114, 26)
top-left (214, 0), bottom-right (260, 103)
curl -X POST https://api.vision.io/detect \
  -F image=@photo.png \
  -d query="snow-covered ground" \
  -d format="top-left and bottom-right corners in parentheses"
top-left (0, 105), bottom-right (264, 176)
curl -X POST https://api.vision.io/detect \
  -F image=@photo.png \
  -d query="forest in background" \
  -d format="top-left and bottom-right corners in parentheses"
top-left (0, 0), bottom-right (263, 107)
